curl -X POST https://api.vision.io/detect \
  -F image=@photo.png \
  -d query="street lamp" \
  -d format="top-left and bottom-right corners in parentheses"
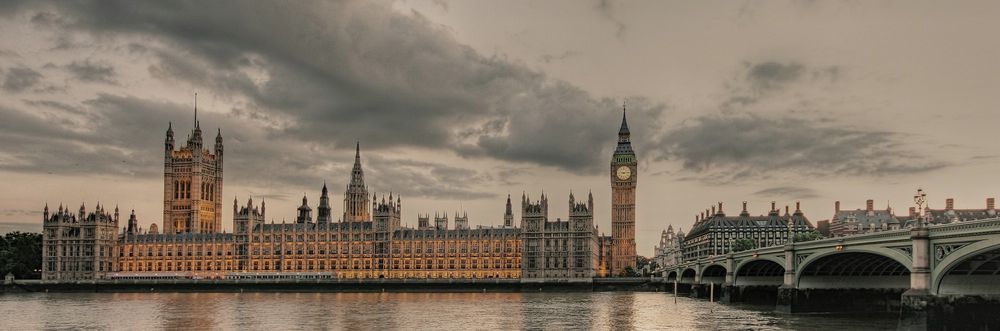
top-left (914, 188), bottom-right (928, 228)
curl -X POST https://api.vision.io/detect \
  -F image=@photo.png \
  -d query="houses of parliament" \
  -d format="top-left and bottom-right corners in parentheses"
top-left (41, 107), bottom-right (639, 282)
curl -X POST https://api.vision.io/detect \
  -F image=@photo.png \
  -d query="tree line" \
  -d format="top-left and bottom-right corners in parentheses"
top-left (1, 232), bottom-right (42, 279)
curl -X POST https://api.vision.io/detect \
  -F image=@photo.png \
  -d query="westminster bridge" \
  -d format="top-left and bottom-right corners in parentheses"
top-left (659, 217), bottom-right (1000, 330)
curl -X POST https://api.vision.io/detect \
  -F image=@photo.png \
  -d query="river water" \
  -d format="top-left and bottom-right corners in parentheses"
top-left (0, 292), bottom-right (896, 330)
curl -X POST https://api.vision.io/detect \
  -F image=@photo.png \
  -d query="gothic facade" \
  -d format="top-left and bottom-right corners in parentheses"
top-left (42, 203), bottom-right (120, 280)
top-left (163, 114), bottom-right (223, 234)
top-left (520, 192), bottom-right (600, 281)
top-left (608, 108), bottom-right (638, 276)
top-left (42, 107), bottom-right (636, 281)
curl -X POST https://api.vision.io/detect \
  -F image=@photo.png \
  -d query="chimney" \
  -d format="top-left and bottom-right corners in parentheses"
top-left (742, 201), bottom-right (748, 212)
top-left (866, 199), bottom-right (874, 211)
top-left (796, 201), bottom-right (801, 212)
top-left (988, 198), bottom-right (996, 210)
top-left (711, 205), bottom-right (716, 215)
top-left (946, 198), bottom-right (954, 210)
top-left (771, 201), bottom-right (776, 211)
top-left (785, 205), bottom-right (790, 215)
top-left (835, 201), bottom-right (841, 213)
top-left (718, 202), bottom-right (723, 214)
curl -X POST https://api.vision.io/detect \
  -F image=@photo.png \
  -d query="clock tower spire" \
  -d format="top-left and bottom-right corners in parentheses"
top-left (610, 101), bottom-right (637, 276)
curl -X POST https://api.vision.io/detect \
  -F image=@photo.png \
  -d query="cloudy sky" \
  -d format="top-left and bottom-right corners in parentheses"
top-left (1, 0), bottom-right (998, 253)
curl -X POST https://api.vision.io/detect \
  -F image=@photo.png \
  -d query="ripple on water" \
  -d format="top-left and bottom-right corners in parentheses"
top-left (0, 292), bottom-right (897, 330)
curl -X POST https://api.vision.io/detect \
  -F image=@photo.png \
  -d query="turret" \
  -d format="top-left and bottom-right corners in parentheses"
top-left (165, 122), bottom-right (175, 153)
top-left (214, 128), bottom-right (223, 160)
top-left (318, 182), bottom-right (332, 224)
top-left (127, 209), bottom-right (138, 234)
top-left (43, 203), bottom-right (49, 222)
top-left (296, 195), bottom-right (313, 224)
top-left (503, 194), bottom-right (514, 227)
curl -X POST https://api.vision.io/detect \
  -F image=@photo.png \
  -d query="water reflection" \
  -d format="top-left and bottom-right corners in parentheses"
top-left (0, 291), bottom-right (896, 330)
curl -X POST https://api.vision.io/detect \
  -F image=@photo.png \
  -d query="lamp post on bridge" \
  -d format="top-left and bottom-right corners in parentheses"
top-left (901, 188), bottom-right (934, 329)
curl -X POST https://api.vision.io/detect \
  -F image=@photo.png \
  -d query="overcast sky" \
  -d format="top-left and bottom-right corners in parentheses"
top-left (1, 1), bottom-right (999, 255)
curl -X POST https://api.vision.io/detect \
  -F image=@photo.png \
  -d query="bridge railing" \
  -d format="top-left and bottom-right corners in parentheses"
top-left (928, 217), bottom-right (1000, 235)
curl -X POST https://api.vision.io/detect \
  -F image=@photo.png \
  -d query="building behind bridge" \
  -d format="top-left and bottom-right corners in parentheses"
top-left (679, 201), bottom-right (815, 261)
top-left (828, 198), bottom-right (998, 237)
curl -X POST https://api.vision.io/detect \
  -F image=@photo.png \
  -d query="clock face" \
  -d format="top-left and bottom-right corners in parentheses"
top-left (616, 166), bottom-right (631, 180)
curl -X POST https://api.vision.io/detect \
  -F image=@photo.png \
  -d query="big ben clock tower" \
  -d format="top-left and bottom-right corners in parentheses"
top-left (610, 104), bottom-right (637, 276)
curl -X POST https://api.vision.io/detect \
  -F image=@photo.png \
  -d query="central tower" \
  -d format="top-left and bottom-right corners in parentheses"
top-left (344, 142), bottom-right (371, 222)
top-left (610, 105), bottom-right (637, 276)
top-left (163, 100), bottom-right (223, 234)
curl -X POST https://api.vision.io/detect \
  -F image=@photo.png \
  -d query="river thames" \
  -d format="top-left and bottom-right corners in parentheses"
top-left (0, 291), bottom-right (897, 330)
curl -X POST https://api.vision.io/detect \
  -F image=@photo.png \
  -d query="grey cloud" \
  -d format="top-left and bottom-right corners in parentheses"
top-left (723, 61), bottom-right (839, 110)
top-left (2, 65), bottom-right (43, 92)
top-left (752, 186), bottom-right (820, 200)
top-left (746, 61), bottom-right (804, 92)
top-left (1, 209), bottom-right (40, 217)
top-left (21, 0), bottom-right (664, 174)
top-left (594, 0), bottom-right (626, 39)
top-left (539, 50), bottom-right (578, 64)
top-left (657, 113), bottom-right (949, 184)
top-left (0, 49), bottom-right (20, 58)
top-left (365, 156), bottom-right (497, 200)
top-left (65, 60), bottom-right (117, 84)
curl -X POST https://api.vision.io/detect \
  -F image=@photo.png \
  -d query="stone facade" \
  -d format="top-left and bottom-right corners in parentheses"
top-left (828, 199), bottom-right (901, 237)
top-left (609, 108), bottom-right (638, 276)
top-left (653, 225), bottom-right (683, 270)
top-left (682, 202), bottom-right (814, 261)
top-left (520, 192), bottom-right (600, 281)
top-left (42, 108), bottom-right (636, 281)
top-left (42, 203), bottom-right (120, 280)
top-left (162, 114), bottom-right (223, 234)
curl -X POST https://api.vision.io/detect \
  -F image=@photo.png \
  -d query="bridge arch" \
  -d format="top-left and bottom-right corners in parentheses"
top-left (796, 251), bottom-right (910, 289)
top-left (734, 255), bottom-right (786, 275)
top-left (679, 268), bottom-right (697, 284)
top-left (734, 259), bottom-right (785, 286)
top-left (934, 238), bottom-right (1000, 295)
top-left (701, 264), bottom-right (727, 285)
top-left (665, 270), bottom-right (678, 282)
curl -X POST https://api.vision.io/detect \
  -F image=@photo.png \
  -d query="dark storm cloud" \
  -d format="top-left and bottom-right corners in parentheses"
top-left (752, 186), bottom-right (820, 200)
top-left (657, 113), bottom-right (949, 184)
top-left (15, 0), bottom-right (663, 175)
top-left (365, 156), bottom-right (497, 200)
top-left (1, 65), bottom-right (43, 92)
top-left (722, 61), bottom-right (839, 110)
top-left (746, 62), bottom-right (804, 91)
top-left (65, 60), bottom-right (117, 84)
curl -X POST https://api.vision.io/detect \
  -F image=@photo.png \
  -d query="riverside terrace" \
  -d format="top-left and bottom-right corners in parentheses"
top-left (659, 217), bottom-right (1000, 330)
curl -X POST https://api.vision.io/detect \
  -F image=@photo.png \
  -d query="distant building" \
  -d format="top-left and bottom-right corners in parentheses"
top-left (902, 197), bottom-right (999, 227)
top-left (520, 192), bottom-right (600, 281)
top-left (162, 111), bottom-right (223, 234)
top-left (42, 203), bottom-right (120, 280)
top-left (682, 202), bottom-right (814, 261)
top-left (653, 225), bottom-right (683, 270)
top-left (609, 107), bottom-right (638, 276)
top-left (815, 220), bottom-right (830, 237)
top-left (42, 107), bottom-right (636, 281)
top-left (828, 200), bottom-right (901, 237)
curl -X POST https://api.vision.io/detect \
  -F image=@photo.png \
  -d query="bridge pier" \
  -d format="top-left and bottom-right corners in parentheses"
top-left (689, 284), bottom-right (703, 299)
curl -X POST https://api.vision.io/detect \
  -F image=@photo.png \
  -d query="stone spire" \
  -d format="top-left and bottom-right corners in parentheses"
top-left (318, 182), bottom-right (331, 224)
top-left (618, 101), bottom-right (630, 138)
top-left (343, 141), bottom-right (371, 222)
top-left (504, 194), bottom-right (514, 227)
top-left (613, 101), bottom-right (635, 156)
